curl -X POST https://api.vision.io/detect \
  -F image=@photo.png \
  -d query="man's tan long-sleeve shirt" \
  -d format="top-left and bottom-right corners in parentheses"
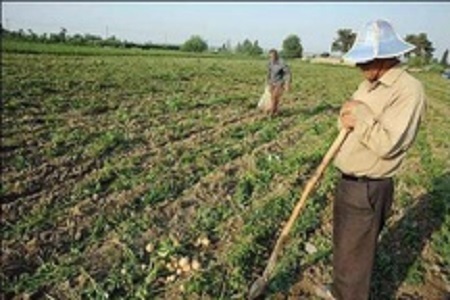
top-left (334, 65), bottom-right (426, 178)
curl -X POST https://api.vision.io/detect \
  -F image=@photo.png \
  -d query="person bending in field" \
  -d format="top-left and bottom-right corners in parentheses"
top-left (266, 49), bottom-right (291, 116)
top-left (316, 20), bottom-right (426, 300)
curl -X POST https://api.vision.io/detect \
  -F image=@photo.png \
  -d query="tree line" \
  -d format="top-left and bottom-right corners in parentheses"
top-left (1, 26), bottom-right (181, 51)
top-left (2, 25), bottom-right (447, 67)
top-left (1, 26), bottom-right (304, 58)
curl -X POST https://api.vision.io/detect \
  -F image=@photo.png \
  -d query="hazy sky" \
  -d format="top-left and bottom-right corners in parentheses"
top-left (2, 2), bottom-right (449, 58)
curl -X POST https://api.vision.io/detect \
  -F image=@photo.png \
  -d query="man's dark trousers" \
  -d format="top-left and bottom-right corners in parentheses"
top-left (332, 174), bottom-right (394, 300)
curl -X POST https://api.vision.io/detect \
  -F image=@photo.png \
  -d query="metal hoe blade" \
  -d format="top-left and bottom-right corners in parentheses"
top-left (248, 276), bottom-right (267, 300)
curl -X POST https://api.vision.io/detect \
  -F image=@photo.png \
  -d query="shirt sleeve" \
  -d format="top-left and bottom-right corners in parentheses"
top-left (337, 85), bottom-right (363, 130)
top-left (352, 83), bottom-right (425, 159)
top-left (267, 62), bottom-right (271, 83)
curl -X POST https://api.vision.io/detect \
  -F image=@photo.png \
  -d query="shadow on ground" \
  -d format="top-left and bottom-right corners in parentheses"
top-left (259, 172), bottom-right (449, 299)
top-left (372, 172), bottom-right (450, 299)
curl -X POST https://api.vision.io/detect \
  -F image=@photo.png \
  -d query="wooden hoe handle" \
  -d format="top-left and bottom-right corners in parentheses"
top-left (262, 128), bottom-right (349, 279)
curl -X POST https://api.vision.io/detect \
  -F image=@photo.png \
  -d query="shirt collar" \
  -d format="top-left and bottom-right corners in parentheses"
top-left (364, 65), bottom-right (405, 91)
top-left (271, 59), bottom-right (282, 65)
top-left (378, 65), bottom-right (405, 87)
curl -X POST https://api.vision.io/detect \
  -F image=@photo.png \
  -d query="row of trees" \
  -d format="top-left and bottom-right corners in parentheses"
top-left (182, 35), bottom-right (303, 58)
top-left (184, 29), bottom-right (446, 65)
top-left (2, 25), bottom-right (446, 65)
top-left (1, 27), bottom-right (181, 51)
top-left (235, 39), bottom-right (263, 56)
top-left (2, 25), bottom-right (304, 58)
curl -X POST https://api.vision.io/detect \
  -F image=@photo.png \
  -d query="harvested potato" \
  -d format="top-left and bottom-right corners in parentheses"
top-left (178, 257), bottom-right (190, 268)
top-left (191, 259), bottom-right (201, 271)
top-left (145, 243), bottom-right (154, 253)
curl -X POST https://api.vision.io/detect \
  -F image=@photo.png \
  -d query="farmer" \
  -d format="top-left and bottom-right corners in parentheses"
top-left (266, 49), bottom-right (291, 116)
top-left (330, 20), bottom-right (426, 299)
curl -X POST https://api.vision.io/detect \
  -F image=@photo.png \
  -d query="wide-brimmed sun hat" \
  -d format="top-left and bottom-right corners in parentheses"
top-left (343, 19), bottom-right (416, 64)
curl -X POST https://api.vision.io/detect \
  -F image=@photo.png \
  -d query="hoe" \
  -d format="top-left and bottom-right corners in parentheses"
top-left (248, 128), bottom-right (349, 300)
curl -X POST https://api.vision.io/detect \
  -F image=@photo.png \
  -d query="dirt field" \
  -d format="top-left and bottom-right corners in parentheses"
top-left (2, 48), bottom-right (449, 299)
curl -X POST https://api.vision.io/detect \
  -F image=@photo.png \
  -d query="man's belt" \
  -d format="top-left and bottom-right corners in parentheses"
top-left (341, 173), bottom-right (388, 182)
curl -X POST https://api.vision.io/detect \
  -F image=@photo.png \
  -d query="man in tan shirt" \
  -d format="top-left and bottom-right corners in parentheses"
top-left (329, 20), bottom-right (426, 300)
top-left (335, 62), bottom-right (426, 177)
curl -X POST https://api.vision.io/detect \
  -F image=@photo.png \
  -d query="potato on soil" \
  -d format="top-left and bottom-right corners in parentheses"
top-left (191, 259), bottom-right (201, 271)
top-left (145, 242), bottom-right (154, 253)
top-left (178, 257), bottom-right (190, 268)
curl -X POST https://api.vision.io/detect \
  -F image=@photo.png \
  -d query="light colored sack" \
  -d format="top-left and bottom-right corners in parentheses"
top-left (257, 85), bottom-right (271, 111)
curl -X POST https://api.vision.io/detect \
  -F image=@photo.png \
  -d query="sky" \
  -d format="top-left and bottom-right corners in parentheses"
top-left (2, 2), bottom-right (449, 58)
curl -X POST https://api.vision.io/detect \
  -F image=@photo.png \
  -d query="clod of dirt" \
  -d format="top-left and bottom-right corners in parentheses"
top-left (305, 242), bottom-right (318, 254)
top-left (13, 181), bottom-right (22, 193)
top-left (74, 230), bottom-right (84, 241)
top-left (24, 238), bottom-right (39, 254)
top-left (1, 248), bottom-right (36, 279)
top-left (39, 230), bottom-right (54, 243)
top-left (169, 234), bottom-right (181, 247)
top-left (83, 238), bottom-right (125, 280)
